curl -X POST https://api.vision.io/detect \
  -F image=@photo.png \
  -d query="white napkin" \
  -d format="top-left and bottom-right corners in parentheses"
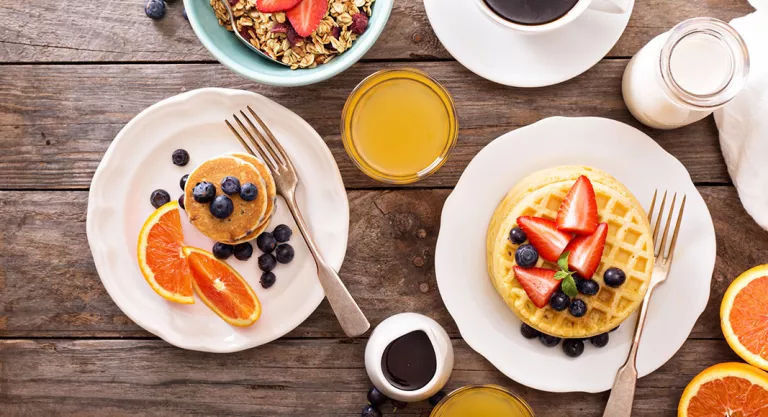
top-left (714, 1), bottom-right (768, 229)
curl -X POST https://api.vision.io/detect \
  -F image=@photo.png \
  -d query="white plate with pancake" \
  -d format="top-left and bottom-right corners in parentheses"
top-left (435, 117), bottom-right (716, 393)
top-left (87, 88), bottom-right (349, 352)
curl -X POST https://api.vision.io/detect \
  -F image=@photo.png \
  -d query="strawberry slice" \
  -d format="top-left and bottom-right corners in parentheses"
top-left (565, 222), bottom-right (608, 278)
top-left (286, 0), bottom-right (327, 37)
top-left (513, 266), bottom-right (561, 308)
top-left (256, 0), bottom-right (302, 13)
top-left (517, 216), bottom-right (573, 262)
top-left (557, 175), bottom-right (599, 235)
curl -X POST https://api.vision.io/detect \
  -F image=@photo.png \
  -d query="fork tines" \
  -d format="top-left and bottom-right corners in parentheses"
top-left (225, 105), bottom-right (294, 173)
top-left (647, 190), bottom-right (686, 264)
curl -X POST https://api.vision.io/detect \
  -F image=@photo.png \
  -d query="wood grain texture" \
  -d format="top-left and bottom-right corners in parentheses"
top-left (0, 61), bottom-right (728, 190)
top-left (0, 186), bottom-right (765, 338)
top-left (0, 0), bottom-right (753, 63)
top-left (0, 338), bottom-right (744, 416)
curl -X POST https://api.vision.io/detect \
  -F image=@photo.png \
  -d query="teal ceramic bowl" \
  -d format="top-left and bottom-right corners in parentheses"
top-left (184, 0), bottom-right (393, 87)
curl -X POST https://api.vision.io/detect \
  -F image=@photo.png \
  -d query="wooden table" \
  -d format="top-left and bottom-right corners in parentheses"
top-left (0, 0), bottom-right (760, 415)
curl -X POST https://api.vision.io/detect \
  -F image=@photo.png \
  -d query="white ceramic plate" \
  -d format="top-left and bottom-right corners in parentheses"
top-left (87, 88), bottom-right (348, 353)
top-left (435, 117), bottom-right (715, 393)
top-left (423, 0), bottom-right (633, 87)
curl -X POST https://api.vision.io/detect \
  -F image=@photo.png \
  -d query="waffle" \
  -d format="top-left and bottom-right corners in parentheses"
top-left (487, 166), bottom-right (654, 338)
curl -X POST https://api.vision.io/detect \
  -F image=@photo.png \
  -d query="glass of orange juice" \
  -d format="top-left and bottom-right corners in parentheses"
top-left (430, 385), bottom-right (535, 417)
top-left (341, 68), bottom-right (458, 184)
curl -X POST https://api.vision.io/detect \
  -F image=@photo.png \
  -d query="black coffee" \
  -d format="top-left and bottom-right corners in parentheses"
top-left (381, 331), bottom-right (437, 391)
top-left (484, 0), bottom-right (580, 25)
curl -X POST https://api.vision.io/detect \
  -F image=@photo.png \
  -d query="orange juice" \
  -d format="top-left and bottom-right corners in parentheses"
top-left (430, 385), bottom-right (535, 417)
top-left (341, 69), bottom-right (458, 184)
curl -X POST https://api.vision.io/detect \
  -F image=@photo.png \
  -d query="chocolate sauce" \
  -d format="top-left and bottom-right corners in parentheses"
top-left (484, 0), bottom-right (580, 25)
top-left (381, 331), bottom-right (437, 391)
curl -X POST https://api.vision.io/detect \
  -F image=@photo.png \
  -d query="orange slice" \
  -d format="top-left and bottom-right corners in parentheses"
top-left (678, 362), bottom-right (768, 417)
top-left (137, 201), bottom-right (195, 304)
top-left (721, 265), bottom-right (768, 371)
top-left (182, 247), bottom-right (261, 327)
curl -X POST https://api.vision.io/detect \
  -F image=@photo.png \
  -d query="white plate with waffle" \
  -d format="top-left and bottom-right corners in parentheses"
top-left (435, 117), bottom-right (716, 393)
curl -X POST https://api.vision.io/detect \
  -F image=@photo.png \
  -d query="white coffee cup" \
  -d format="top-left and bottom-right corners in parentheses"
top-left (475, 0), bottom-right (631, 34)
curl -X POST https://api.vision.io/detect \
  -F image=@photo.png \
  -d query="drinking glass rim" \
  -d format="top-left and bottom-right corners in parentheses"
top-left (430, 384), bottom-right (535, 416)
top-left (340, 68), bottom-right (458, 185)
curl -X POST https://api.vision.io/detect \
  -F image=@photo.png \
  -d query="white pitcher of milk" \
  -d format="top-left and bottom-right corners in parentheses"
top-left (622, 17), bottom-right (750, 130)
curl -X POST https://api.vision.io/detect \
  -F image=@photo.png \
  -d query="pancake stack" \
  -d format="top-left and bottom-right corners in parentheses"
top-left (184, 153), bottom-right (277, 245)
top-left (487, 166), bottom-right (654, 338)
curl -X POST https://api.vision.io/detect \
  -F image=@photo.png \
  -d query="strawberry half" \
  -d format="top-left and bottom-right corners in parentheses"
top-left (513, 266), bottom-right (561, 308)
top-left (565, 222), bottom-right (608, 279)
top-left (286, 0), bottom-right (327, 37)
top-left (256, 0), bottom-right (302, 13)
top-left (517, 216), bottom-right (573, 262)
top-left (557, 175), bottom-right (599, 235)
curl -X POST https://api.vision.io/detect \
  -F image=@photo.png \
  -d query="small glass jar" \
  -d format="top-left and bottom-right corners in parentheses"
top-left (622, 17), bottom-right (749, 130)
top-left (430, 385), bottom-right (535, 417)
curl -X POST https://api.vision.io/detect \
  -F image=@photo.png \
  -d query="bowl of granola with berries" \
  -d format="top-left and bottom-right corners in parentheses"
top-left (184, 0), bottom-right (392, 86)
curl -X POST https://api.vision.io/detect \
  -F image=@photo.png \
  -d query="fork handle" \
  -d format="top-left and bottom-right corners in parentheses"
top-left (603, 286), bottom-right (656, 417)
top-left (285, 193), bottom-right (370, 338)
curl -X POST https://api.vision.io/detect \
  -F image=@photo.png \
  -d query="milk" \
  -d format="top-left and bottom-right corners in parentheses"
top-left (622, 18), bottom-right (747, 130)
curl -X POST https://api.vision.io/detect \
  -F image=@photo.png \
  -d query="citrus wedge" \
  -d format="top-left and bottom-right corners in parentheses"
top-left (182, 247), bottom-right (261, 327)
top-left (721, 265), bottom-right (768, 371)
top-left (678, 362), bottom-right (768, 417)
top-left (137, 201), bottom-right (195, 304)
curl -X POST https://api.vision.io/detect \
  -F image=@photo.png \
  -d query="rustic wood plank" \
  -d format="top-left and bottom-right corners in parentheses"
top-left (0, 338), bottom-right (744, 416)
top-left (0, 0), bottom-right (753, 63)
top-left (0, 61), bottom-right (728, 190)
top-left (0, 186), bottom-right (764, 338)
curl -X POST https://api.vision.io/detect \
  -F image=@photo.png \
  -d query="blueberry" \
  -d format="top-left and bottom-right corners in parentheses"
top-left (549, 291), bottom-right (571, 311)
top-left (182, 7), bottom-right (188, 20)
top-left (514, 244), bottom-right (538, 268)
top-left (180, 174), bottom-right (189, 191)
top-left (520, 323), bottom-right (540, 339)
top-left (360, 405), bottom-right (382, 417)
top-left (178, 194), bottom-right (185, 210)
top-left (509, 227), bottom-right (527, 244)
top-left (260, 271), bottom-right (277, 289)
top-left (171, 149), bottom-right (188, 165)
top-left (150, 189), bottom-right (171, 208)
top-left (220, 176), bottom-right (241, 195)
top-left (539, 333), bottom-right (561, 347)
top-left (192, 181), bottom-right (216, 203)
top-left (366, 387), bottom-right (388, 407)
top-left (145, 0), bottom-right (166, 20)
top-left (209, 195), bottom-right (234, 219)
top-left (275, 244), bottom-right (294, 264)
top-left (562, 339), bottom-right (585, 358)
top-left (569, 299), bottom-right (587, 318)
top-left (256, 232), bottom-right (277, 253)
top-left (610, 326), bottom-right (620, 333)
top-left (273, 224), bottom-right (292, 243)
top-left (428, 391), bottom-right (447, 406)
top-left (573, 273), bottom-right (585, 288)
top-left (604, 267), bottom-right (627, 287)
top-left (240, 183), bottom-right (258, 201)
top-left (392, 400), bottom-right (407, 410)
top-left (212, 242), bottom-right (234, 260)
top-left (590, 333), bottom-right (609, 348)
top-left (233, 242), bottom-right (253, 261)
top-left (258, 253), bottom-right (277, 272)
top-left (578, 279), bottom-right (599, 296)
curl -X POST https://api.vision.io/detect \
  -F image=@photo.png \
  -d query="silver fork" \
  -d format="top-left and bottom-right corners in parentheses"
top-left (226, 105), bottom-right (370, 338)
top-left (602, 190), bottom-right (686, 417)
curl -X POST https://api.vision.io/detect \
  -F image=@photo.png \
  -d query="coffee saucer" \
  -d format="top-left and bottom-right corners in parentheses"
top-left (423, 0), bottom-right (634, 87)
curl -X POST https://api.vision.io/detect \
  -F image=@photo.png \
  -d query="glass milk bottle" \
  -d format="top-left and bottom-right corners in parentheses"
top-left (622, 17), bottom-right (749, 130)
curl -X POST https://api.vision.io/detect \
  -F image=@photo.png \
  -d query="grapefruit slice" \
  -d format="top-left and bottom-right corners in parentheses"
top-left (721, 265), bottom-right (768, 371)
top-left (678, 362), bottom-right (768, 417)
top-left (137, 201), bottom-right (195, 304)
top-left (182, 247), bottom-right (261, 327)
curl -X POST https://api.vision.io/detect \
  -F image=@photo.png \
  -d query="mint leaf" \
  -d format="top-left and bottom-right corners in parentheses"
top-left (558, 251), bottom-right (570, 272)
top-left (561, 275), bottom-right (578, 297)
top-left (554, 270), bottom-right (570, 280)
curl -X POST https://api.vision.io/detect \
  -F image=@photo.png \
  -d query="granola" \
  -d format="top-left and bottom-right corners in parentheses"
top-left (211, 0), bottom-right (375, 70)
